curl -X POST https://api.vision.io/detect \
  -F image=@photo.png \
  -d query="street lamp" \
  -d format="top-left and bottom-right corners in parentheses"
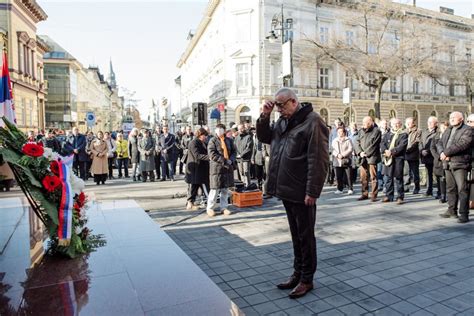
top-left (171, 113), bottom-right (176, 134)
top-left (266, 4), bottom-right (293, 87)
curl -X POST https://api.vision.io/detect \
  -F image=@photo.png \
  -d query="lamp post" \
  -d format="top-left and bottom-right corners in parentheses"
top-left (266, 4), bottom-right (293, 87)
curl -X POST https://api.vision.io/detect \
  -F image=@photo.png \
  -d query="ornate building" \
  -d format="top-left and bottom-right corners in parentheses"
top-left (0, 0), bottom-right (48, 131)
top-left (177, 0), bottom-right (473, 129)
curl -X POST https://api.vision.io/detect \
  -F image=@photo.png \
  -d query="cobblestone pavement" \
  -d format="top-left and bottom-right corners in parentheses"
top-left (151, 184), bottom-right (474, 316)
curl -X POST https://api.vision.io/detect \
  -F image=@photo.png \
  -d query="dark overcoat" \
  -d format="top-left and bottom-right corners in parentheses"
top-left (420, 127), bottom-right (437, 165)
top-left (430, 131), bottom-right (444, 177)
top-left (381, 131), bottom-right (408, 178)
top-left (159, 134), bottom-right (177, 162)
top-left (67, 134), bottom-right (89, 162)
top-left (436, 123), bottom-right (473, 171)
top-left (138, 136), bottom-right (155, 172)
top-left (208, 136), bottom-right (236, 189)
top-left (128, 135), bottom-right (140, 163)
top-left (185, 138), bottom-right (209, 185)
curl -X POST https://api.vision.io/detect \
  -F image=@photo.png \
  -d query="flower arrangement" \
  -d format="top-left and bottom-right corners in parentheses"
top-left (0, 118), bottom-right (96, 258)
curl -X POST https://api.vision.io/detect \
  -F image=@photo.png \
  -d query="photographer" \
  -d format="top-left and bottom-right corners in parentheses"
top-left (115, 133), bottom-right (129, 178)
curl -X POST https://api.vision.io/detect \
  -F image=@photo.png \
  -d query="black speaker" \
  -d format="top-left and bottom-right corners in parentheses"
top-left (192, 102), bottom-right (207, 126)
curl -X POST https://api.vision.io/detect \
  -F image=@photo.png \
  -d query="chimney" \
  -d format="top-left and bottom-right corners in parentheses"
top-left (439, 6), bottom-right (454, 15)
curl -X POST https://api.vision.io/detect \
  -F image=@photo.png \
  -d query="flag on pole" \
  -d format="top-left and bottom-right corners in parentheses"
top-left (0, 49), bottom-right (17, 127)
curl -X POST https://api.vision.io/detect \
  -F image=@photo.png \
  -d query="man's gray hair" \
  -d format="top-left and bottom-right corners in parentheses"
top-left (467, 114), bottom-right (474, 121)
top-left (275, 87), bottom-right (298, 101)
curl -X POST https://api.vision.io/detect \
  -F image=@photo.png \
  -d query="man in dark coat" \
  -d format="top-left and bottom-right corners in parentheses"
top-left (430, 122), bottom-right (449, 202)
top-left (257, 88), bottom-right (328, 299)
top-left (381, 118), bottom-right (408, 204)
top-left (420, 116), bottom-right (438, 196)
top-left (41, 130), bottom-right (61, 153)
top-left (206, 123), bottom-right (236, 217)
top-left (437, 112), bottom-right (473, 223)
top-left (159, 125), bottom-right (177, 181)
top-left (185, 128), bottom-right (209, 211)
top-left (405, 117), bottom-right (422, 194)
top-left (355, 116), bottom-right (381, 202)
top-left (235, 124), bottom-right (254, 187)
top-left (68, 127), bottom-right (88, 180)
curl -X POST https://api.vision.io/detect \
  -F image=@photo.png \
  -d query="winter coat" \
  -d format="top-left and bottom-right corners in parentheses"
top-left (185, 138), bottom-right (209, 185)
top-left (420, 127), bottom-right (437, 165)
top-left (105, 138), bottom-right (117, 158)
top-left (235, 131), bottom-right (254, 161)
top-left (252, 136), bottom-right (267, 166)
top-left (355, 126), bottom-right (382, 165)
top-left (331, 137), bottom-right (353, 168)
top-left (181, 133), bottom-right (194, 163)
top-left (138, 136), bottom-right (155, 172)
top-left (208, 136), bottom-right (236, 189)
top-left (128, 135), bottom-right (140, 163)
top-left (116, 139), bottom-right (129, 159)
top-left (430, 131), bottom-right (445, 177)
top-left (381, 130), bottom-right (408, 178)
top-left (159, 134), bottom-right (177, 162)
top-left (42, 137), bottom-right (61, 153)
top-left (67, 134), bottom-right (89, 162)
top-left (90, 139), bottom-right (109, 175)
top-left (256, 104), bottom-right (329, 203)
top-left (436, 123), bottom-right (473, 171)
top-left (405, 127), bottom-right (422, 162)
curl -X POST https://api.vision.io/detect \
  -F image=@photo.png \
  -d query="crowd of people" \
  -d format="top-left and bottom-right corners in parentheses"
top-left (327, 112), bottom-right (474, 224)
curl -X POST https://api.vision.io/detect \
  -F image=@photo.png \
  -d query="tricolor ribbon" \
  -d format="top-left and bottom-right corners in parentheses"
top-left (59, 281), bottom-right (78, 316)
top-left (58, 156), bottom-right (74, 246)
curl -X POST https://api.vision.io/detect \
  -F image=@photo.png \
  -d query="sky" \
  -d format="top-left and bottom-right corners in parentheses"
top-left (37, 0), bottom-right (472, 119)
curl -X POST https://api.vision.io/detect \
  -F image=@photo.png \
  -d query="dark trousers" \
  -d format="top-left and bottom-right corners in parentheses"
top-left (384, 174), bottom-right (405, 200)
top-left (117, 158), bottom-right (129, 177)
top-left (282, 200), bottom-right (317, 284)
top-left (360, 163), bottom-right (378, 198)
top-left (161, 160), bottom-right (174, 180)
top-left (108, 157), bottom-right (114, 178)
top-left (407, 160), bottom-right (420, 191)
top-left (238, 160), bottom-right (251, 187)
top-left (154, 154), bottom-right (161, 179)
top-left (445, 168), bottom-right (469, 217)
top-left (94, 174), bottom-right (107, 184)
top-left (141, 170), bottom-right (155, 182)
top-left (327, 163), bottom-right (335, 184)
top-left (335, 167), bottom-right (352, 191)
top-left (255, 164), bottom-right (264, 189)
top-left (73, 159), bottom-right (87, 180)
top-left (436, 175), bottom-right (446, 200)
top-left (425, 163), bottom-right (434, 194)
top-left (187, 183), bottom-right (209, 202)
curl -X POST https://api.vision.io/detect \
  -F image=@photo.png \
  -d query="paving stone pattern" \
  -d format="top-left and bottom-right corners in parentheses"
top-left (157, 185), bottom-right (474, 315)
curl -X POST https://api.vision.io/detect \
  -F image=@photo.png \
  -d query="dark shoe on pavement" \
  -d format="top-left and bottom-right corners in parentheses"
top-left (413, 189), bottom-right (420, 194)
top-left (358, 195), bottom-right (369, 201)
top-left (439, 210), bottom-right (458, 218)
top-left (457, 216), bottom-right (469, 224)
top-left (371, 197), bottom-right (378, 202)
top-left (289, 282), bottom-right (314, 299)
top-left (159, 178), bottom-right (166, 182)
top-left (382, 197), bottom-right (393, 203)
top-left (277, 275), bottom-right (300, 290)
top-left (396, 198), bottom-right (404, 205)
top-left (133, 176), bottom-right (136, 182)
top-left (424, 191), bottom-right (432, 196)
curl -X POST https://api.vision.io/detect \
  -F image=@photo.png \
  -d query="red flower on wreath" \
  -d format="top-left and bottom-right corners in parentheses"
top-left (42, 175), bottom-right (62, 192)
top-left (22, 143), bottom-right (44, 157)
top-left (50, 161), bottom-right (60, 176)
top-left (77, 192), bottom-right (86, 207)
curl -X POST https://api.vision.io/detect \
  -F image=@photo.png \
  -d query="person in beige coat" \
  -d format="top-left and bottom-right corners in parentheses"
top-left (89, 131), bottom-right (109, 185)
top-left (332, 127), bottom-right (354, 194)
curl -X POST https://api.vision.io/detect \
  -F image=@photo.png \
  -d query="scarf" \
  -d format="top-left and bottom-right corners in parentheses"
top-left (219, 135), bottom-right (229, 160)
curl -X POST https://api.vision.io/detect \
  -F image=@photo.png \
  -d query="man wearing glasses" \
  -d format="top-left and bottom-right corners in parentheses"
top-left (257, 88), bottom-right (329, 299)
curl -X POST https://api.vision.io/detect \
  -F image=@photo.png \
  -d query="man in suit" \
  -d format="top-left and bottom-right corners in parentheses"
top-left (68, 127), bottom-right (88, 180)
top-left (159, 125), bottom-right (176, 181)
top-left (437, 112), bottom-right (472, 223)
top-left (405, 117), bottom-right (422, 194)
top-left (420, 116), bottom-right (438, 196)
top-left (381, 118), bottom-right (408, 204)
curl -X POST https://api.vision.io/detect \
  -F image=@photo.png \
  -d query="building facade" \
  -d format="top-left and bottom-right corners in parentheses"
top-left (0, 0), bottom-right (48, 131)
top-left (177, 0), bottom-right (473, 129)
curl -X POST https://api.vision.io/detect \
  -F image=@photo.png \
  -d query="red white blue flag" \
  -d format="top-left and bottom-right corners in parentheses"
top-left (58, 156), bottom-right (74, 246)
top-left (0, 50), bottom-right (16, 126)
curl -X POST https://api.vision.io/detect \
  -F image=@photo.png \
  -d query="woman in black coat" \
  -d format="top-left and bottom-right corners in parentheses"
top-left (185, 128), bottom-right (210, 210)
top-left (431, 121), bottom-right (449, 203)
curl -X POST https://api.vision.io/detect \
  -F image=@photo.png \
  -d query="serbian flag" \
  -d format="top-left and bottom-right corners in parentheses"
top-left (0, 50), bottom-right (16, 127)
top-left (58, 156), bottom-right (74, 246)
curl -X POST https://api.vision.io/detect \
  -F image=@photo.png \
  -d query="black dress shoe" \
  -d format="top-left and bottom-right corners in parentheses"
top-left (357, 195), bottom-right (369, 201)
top-left (413, 189), bottom-right (420, 194)
top-left (457, 217), bottom-right (469, 224)
top-left (289, 282), bottom-right (313, 299)
top-left (277, 275), bottom-right (300, 290)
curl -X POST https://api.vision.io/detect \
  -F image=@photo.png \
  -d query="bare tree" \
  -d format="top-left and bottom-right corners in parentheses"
top-left (305, 0), bottom-right (439, 118)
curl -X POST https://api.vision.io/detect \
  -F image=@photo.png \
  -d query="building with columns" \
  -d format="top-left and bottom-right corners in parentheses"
top-left (177, 0), bottom-right (473, 129)
top-left (0, 0), bottom-right (48, 131)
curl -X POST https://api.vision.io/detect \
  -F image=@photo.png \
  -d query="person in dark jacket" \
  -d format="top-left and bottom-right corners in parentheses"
top-left (437, 112), bottom-right (473, 223)
top-left (404, 117), bottom-right (422, 194)
top-left (355, 116), bottom-right (382, 202)
top-left (185, 128), bottom-right (209, 210)
top-left (42, 130), bottom-right (61, 153)
top-left (420, 116), bottom-right (438, 196)
top-left (159, 125), bottom-right (177, 181)
top-left (152, 127), bottom-right (162, 180)
top-left (180, 126), bottom-right (194, 174)
top-left (381, 118), bottom-right (408, 204)
top-left (138, 130), bottom-right (155, 182)
top-left (68, 127), bottom-right (88, 181)
top-left (129, 128), bottom-right (141, 181)
top-left (431, 121), bottom-right (449, 203)
top-left (466, 114), bottom-right (474, 210)
top-left (257, 88), bottom-right (328, 299)
top-left (235, 124), bottom-right (254, 187)
top-left (206, 123), bottom-right (236, 217)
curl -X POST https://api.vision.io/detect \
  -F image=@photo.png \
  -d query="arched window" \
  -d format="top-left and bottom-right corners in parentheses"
top-left (320, 108), bottom-right (329, 125)
top-left (389, 109), bottom-right (397, 119)
top-left (430, 111), bottom-right (437, 118)
top-left (343, 107), bottom-right (356, 126)
top-left (239, 105), bottom-right (251, 124)
top-left (446, 112), bottom-right (451, 120)
top-left (368, 109), bottom-right (376, 120)
top-left (412, 110), bottom-right (419, 126)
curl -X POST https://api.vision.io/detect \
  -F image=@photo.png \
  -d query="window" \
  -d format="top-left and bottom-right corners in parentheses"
top-left (368, 43), bottom-right (377, 54)
top-left (368, 73), bottom-right (376, 92)
top-left (432, 81), bottom-right (438, 95)
top-left (449, 46), bottom-right (455, 63)
top-left (319, 68), bottom-right (329, 89)
top-left (319, 27), bottom-right (329, 44)
top-left (345, 31), bottom-right (354, 46)
top-left (389, 109), bottom-right (397, 119)
top-left (345, 71), bottom-right (353, 90)
top-left (430, 111), bottom-right (437, 117)
top-left (449, 80), bottom-right (455, 96)
top-left (24, 46), bottom-right (29, 76)
top-left (285, 18), bottom-right (293, 42)
top-left (320, 108), bottom-right (329, 125)
top-left (18, 44), bottom-right (24, 73)
top-left (413, 80), bottom-right (419, 94)
top-left (390, 78), bottom-right (397, 93)
top-left (236, 63), bottom-right (249, 93)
